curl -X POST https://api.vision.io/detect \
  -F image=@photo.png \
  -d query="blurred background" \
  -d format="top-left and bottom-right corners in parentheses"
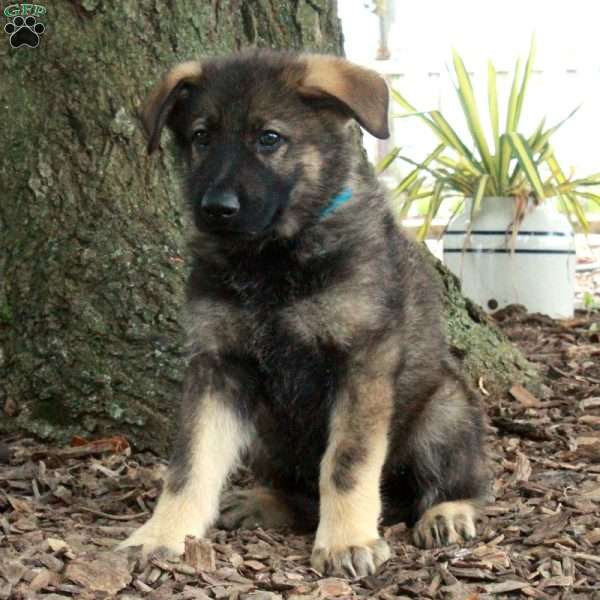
top-left (339, 0), bottom-right (600, 178)
top-left (338, 0), bottom-right (600, 308)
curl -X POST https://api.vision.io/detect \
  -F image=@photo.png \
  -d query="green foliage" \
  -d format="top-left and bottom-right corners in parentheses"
top-left (379, 36), bottom-right (600, 240)
top-left (583, 291), bottom-right (599, 313)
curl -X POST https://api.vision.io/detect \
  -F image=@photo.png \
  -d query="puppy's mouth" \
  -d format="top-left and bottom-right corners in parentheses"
top-left (203, 205), bottom-right (286, 240)
top-left (211, 227), bottom-right (268, 240)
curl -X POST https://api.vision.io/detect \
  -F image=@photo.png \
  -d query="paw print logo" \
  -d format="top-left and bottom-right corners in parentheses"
top-left (4, 16), bottom-right (45, 49)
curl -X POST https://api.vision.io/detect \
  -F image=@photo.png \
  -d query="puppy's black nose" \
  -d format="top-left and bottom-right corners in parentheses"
top-left (201, 191), bottom-right (240, 219)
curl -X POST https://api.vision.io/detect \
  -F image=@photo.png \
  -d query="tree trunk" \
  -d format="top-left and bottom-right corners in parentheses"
top-left (434, 257), bottom-right (538, 392)
top-left (0, 1), bottom-right (535, 455)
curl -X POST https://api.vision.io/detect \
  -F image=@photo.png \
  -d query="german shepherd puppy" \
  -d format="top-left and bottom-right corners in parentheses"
top-left (120, 50), bottom-right (488, 577)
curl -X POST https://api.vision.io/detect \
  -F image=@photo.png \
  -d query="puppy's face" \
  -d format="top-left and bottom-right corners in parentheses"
top-left (144, 51), bottom-right (389, 239)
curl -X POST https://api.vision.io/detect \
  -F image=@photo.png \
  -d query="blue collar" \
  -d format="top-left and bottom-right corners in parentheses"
top-left (320, 187), bottom-right (353, 219)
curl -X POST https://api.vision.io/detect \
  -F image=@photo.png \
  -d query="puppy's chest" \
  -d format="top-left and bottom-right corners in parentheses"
top-left (187, 271), bottom-right (379, 357)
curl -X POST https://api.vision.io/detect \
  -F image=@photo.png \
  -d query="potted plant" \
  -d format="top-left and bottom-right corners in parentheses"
top-left (380, 37), bottom-right (600, 318)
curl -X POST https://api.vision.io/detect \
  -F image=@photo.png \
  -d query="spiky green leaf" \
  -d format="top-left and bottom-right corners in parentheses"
top-left (531, 106), bottom-right (581, 153)
top-left (376, 146), bottom-right (401, 175)
top-left (472, 174), bottom-right (490, 215)
top-left (417, 180), bottom-right (444, 241)
top-left (451, 50), bottom-right (495, 178)
top-left (488, 61), bottom-right (500, 158)
top-left (429, 111), bottom-right (482, 175)
top-left (499, 59), bottom-right (522, 190)
top-left (390, 88), bottom-right (418, 113)
top-left (514, 35), bottom-right (536, 129)
top-left (507, 133), bottom-right (545, 200)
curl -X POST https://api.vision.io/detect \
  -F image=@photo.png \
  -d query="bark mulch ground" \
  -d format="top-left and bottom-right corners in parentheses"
top-left (1, 307), bottom-right (600, 600)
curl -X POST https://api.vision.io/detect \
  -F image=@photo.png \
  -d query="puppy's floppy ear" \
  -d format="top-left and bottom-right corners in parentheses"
top-left (143, 61), bottom-right (203, 154)
top-left (298, 55), bottom-right (389, 139)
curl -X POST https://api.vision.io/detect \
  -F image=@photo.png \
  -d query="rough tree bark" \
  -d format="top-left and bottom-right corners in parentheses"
top-left (0, 0), bottom-right (535, 455)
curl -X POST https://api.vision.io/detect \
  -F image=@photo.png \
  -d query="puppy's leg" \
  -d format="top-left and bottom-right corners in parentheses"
top-left (219, 487), bottom-right (296, 530)
top-left (408, 373), bottom-right (488, 549)
top-left (119, 357), bottom-right (253, 556)
top-left (311, 379), bottom-right (392, 578)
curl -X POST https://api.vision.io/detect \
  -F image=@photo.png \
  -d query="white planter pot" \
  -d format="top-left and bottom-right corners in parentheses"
top-left (443, 197), bottom-right (576, 318)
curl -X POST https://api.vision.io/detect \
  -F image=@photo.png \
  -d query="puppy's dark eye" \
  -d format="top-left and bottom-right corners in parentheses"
top-left (193, 129), bottom-right (210, 147)
top-left (258, 130), bottom-right (283, 149)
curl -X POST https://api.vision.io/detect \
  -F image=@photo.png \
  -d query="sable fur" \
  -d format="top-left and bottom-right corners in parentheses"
top-left (119, 50), bottom-right (489, 578)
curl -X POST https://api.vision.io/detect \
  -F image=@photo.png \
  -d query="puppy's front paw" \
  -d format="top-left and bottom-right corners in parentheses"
top-left (311, 538), bottom-right (390, 578)
top-left (117, 486), bottom-right (217, 558)
top-left (413, 500), bottom-right (477, 549)
top-left (117, 519), bottom-right (185, 558)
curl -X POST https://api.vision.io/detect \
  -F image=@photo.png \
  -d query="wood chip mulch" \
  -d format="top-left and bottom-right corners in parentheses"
top-left (1, 307), bottom-right (600, 600)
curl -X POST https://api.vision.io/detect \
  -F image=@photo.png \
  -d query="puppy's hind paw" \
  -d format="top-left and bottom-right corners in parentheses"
top-left (413, 500), bottom-right (477, 549)
top-left (218, 487), bottom-right (295, 531)
top-left (311, 538), bottom-right (391, 578)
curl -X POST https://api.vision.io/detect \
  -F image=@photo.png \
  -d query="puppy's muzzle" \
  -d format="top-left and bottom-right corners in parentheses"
top-left (201, 191), bottom-right (240, 219)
